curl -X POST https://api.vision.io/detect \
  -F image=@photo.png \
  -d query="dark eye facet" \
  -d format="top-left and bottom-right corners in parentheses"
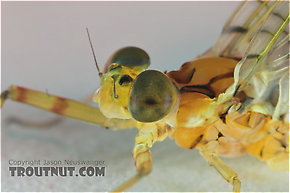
top-left (119, 75), bottom-right (133, 86)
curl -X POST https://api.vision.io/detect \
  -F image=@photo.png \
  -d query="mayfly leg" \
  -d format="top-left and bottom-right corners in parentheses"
top-left (111, 123), bottom-right (169, 192)
top-left (1, 85), bottom-right (136, 129)
top-left (1, 29), bottom-right (103, 129)
top-left (111, 134), bottom-right (153, 191)
top-left (199, 141), bottom-right (241, 193)
top-left (1, 88), bottom-right (65, 128)
top-left (2, 91), bottom-right (96, 128)
top-left (0, 90), bottom-right (9, 108)
top-left (111, 174), bottom-right (143, 192)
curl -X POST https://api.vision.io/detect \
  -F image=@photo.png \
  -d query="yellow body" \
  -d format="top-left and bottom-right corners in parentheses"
top-left (1, 56), bottom-right (287, 192)
top-left (167, 57), bottom-right (289, 171)
top-left (1, 1), bottom-right (289, 192)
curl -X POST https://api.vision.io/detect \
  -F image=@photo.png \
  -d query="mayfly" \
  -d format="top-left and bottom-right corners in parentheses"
top-left (1, 0), bottom-right (289, 192)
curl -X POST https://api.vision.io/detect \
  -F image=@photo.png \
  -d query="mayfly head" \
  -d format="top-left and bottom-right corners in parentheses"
top-left (94, 47), bottom-right (150, 119)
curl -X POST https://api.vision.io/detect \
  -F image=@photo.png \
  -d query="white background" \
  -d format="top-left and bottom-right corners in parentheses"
top-left (1, 1), bottom-right (289, 192)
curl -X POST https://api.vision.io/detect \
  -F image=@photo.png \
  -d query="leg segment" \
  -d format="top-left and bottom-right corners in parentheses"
top-left (1, 85), bottom-right (136, 130)
top-left (112, 130), bottom-right (153, 192)
top-left (3, 92), bottom-right (95, 128)
top-left (133, 137), bottom-right (152, 175)
top-left (199, 141), bottom-right (241, 193)
top-left (112, 123), bottom-right (170, 192)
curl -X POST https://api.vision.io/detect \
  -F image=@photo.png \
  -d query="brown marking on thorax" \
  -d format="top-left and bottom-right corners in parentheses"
top-left (166, 57), bottom-right (237, 98)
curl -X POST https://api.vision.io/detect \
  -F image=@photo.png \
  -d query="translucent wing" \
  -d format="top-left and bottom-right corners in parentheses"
top-left (211, 0), bottom-right (289, 121)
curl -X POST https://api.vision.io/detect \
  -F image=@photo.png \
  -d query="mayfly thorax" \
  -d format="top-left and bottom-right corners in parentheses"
top-left (1, 0), bottom-right (289, 192)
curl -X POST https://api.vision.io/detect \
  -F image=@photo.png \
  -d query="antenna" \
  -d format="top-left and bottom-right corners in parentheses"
top-left (86, 27), bottom-right (102, 76)
top-left (113, 78), bottom-right (118, 99)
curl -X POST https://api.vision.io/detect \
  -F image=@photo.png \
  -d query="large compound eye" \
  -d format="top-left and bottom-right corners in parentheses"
top-left (129, 70), bottom-right (179, 122)
top-left (104, 47), bottom-right (150, 72)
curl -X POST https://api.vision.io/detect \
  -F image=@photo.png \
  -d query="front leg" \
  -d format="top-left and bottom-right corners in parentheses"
top-left (113, 123), bottom-right (171, 192)
top-left (3, 91), bottom-right (95, 128)
top-left (1, 85), bottom-right (136, 129)
top-left (199, 141), bottom-right (241, 193)
top-left (133, 122), bottom-right (173, 174)
top-left (112, 128), bottom-right (153, 192)
top-left (133, 130), bottom-right (153, 175)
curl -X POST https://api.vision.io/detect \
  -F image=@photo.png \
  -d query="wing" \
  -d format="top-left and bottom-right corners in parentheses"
top-left (212, 0), bottom-right (289, 121)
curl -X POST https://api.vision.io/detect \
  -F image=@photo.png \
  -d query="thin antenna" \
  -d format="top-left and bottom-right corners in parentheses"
top-left (112, 75), bottom-right (118, 99)
top-left (113, 79), bottom-right (118, 99)
top-left (86, 27), bottom-right (101, 75)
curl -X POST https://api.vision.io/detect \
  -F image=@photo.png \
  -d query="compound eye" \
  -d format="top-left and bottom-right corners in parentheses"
top-left (104, 47), bottom-right (150, 72)
top-left (129, 70), bottom-right (179, 122)
top-left (119, 75), bottom-right (133, 86)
